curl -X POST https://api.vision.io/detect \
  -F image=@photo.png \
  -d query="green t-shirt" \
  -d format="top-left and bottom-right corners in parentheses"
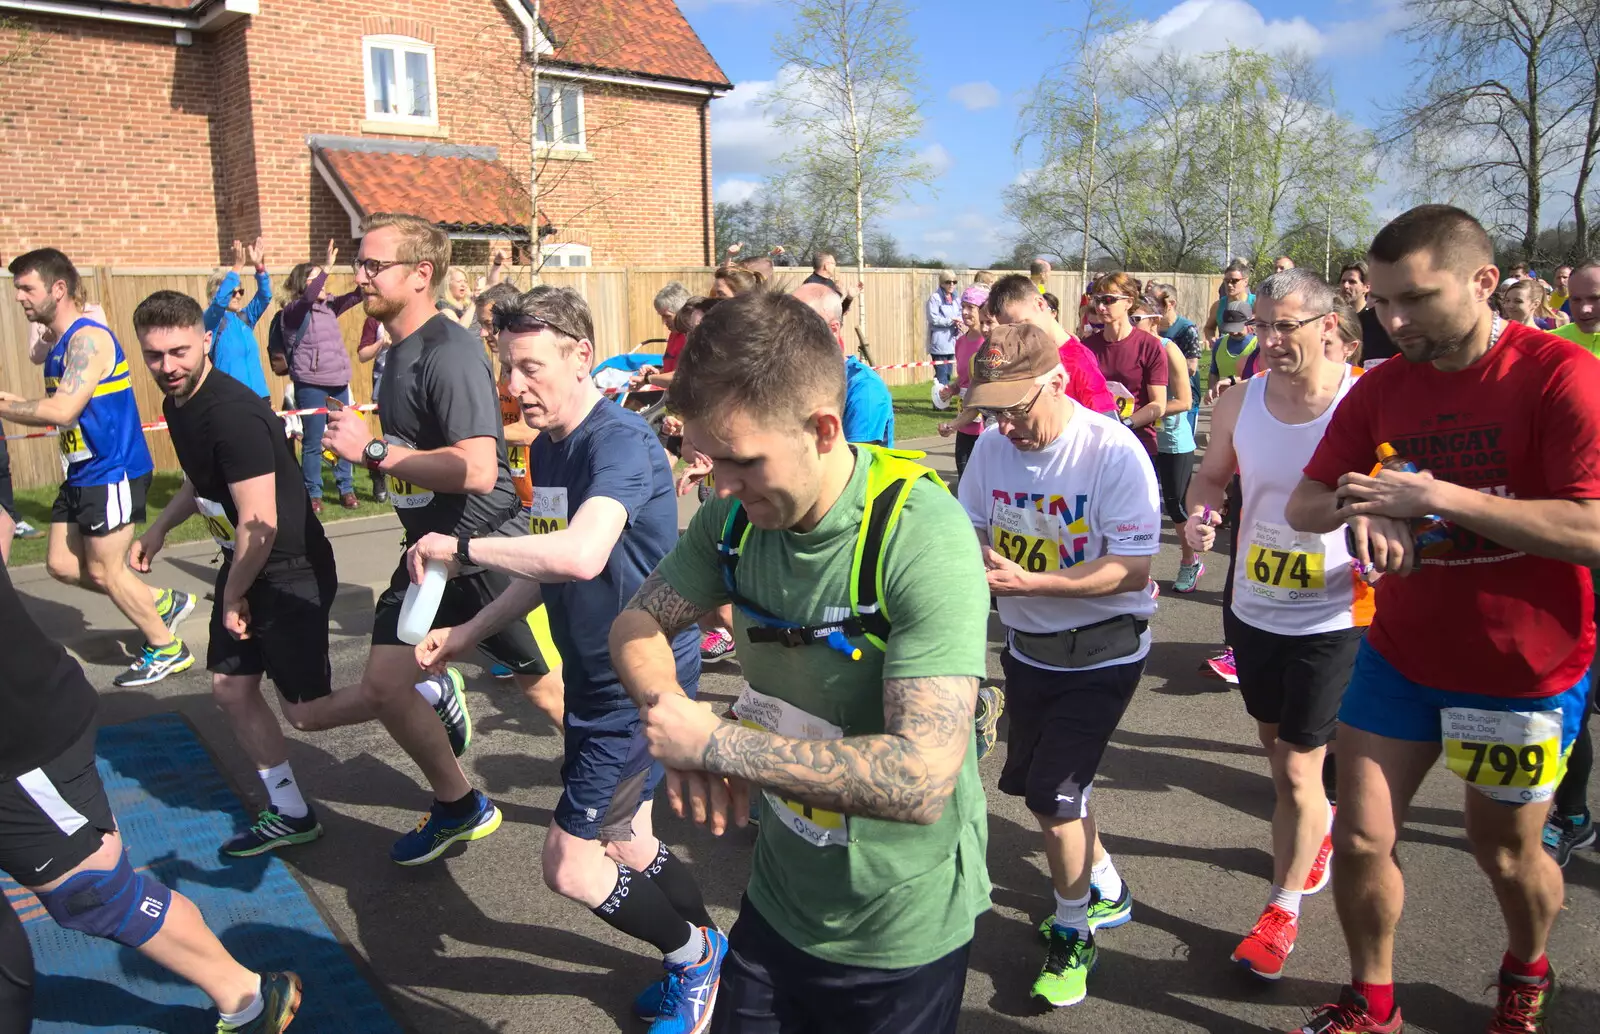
top-left (658, 449), bottom-right (992, 968)
top-left (1553, 321), bottom-right (1600, 360)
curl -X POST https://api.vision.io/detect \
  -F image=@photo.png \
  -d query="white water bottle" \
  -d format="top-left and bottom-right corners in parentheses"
top-left (397, 560), bottom-right (449, 645)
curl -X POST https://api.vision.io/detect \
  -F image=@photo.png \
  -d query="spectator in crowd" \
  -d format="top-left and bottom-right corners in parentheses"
top-left (1497, 278), bottom-right (1544, 329)
top-left (987, 273), bottom-right (1116, 415)
top-left (1204, 259), bottom-right (1254, 341)
top-left (627, 282), bottom-right (690, 396)
top-left (436, 266), bottom-right (475, 328)
top-left (973, 270), bottom-right (998, 286)
top-left (1534, 279), bottom-right (1570, 329)
top-left (1508, 260), bottom-right (1530, 279)
top-left (1147, 281), bottom-right (1202, 434)
top-left (803, 250), bottom-right (842, 294)
top-left (1081, 273), bottom-right (1169, 456)
top-left (1043, 292), bottom-right (1061, 322)
top-left (712, 263), bottom-right (765, 298)
top-left (1029, 257), bottom-right (1051, 292)
top-left (1330, 297), bottom-right (1364, 366)
top-left (1139, 298), bottom-right (1200, 592)
top-left (1552, 261), bottom-right (1600, 358)
top-left (204, 237), bottom-right (273, 400)
top-left (794, 283), bottom-right (894, 447)
top-left (1338, 259), bottom-right (1397, 364)
top-left (1550, 264), bottom-right (1573, 311)
top-left (769, 244), bottom-right (794, 266)
top-left (1274, 256), bottom-right (1296, 273)
top-left (927, 270), bottom-right (963, 385)
top-left (937, 284), bottom-right (990, 477)
top-left (268, 240), bottom-right (360, 514)
top-left (357, 315), bottom-right (391, 503)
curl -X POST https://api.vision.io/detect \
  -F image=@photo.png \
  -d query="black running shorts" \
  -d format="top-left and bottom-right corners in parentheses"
top-left (51, 472), bottom-right (151, 537)
top-left (372, 561), bottom-right (552, 677)
top-left (207, 543), bottom-right (338, 704)
top-left (1225, 608), bottom-right (1365, 748)
top-left (0, 723), bottom-right (115, 887)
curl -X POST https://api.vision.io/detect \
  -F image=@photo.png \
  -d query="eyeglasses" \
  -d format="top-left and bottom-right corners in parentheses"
top-left (354, 257), bottom-right (411, 278)
top-left (1090, 294), bottom-right (1132, 307)
top-left (1243, 314), bottom-right (1330, 338)
top-left (973, 385), bottom-right (1045, 421)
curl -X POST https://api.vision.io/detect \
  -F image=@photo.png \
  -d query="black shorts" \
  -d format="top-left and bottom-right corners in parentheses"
top-left (555, 706), bottom-right (659, 841)
top-left (207, 544), bottom-right (338, 704)
top-left (1154, 450), bottom-right (1195, 526)
top-left (1225, 609), bottom-right (1364, 748)
top-left (0, 723), bottom-right (115, 887)
top-left (999, 648), bottom-right (1143, 818)
top-left (51, 472), bottom-right (151, 537)
top-left (710, 895), bottom-right (970, 1034)
top-left (372, 561), bottom-right (551, 676)
top-left (0, 436), bottom-right (16, 522)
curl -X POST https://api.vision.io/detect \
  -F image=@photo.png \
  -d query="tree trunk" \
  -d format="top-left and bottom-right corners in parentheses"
top-left (1224, 91), bottom-right (1238, 263)
top-left (1324, 199), bottom-right (1332, 279)
top-left (1522, 31), bottom-right (1543, 260)
top-left (1080, 90), bottom-right (1098, 280)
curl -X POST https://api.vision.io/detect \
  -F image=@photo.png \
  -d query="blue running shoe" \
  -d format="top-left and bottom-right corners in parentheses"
top-left (634, 978), bottom-right (667, 1022)
top-left (390, 791), bottom-right (501, 866)
top-left (649, 926), bottom-right (726, 1033)
top-left (489, 663), bottom-right (514, 679)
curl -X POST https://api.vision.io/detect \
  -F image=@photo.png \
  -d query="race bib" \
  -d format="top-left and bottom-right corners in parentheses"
top-left (990, 502), bottom-right (1063, 572)
top-left (733, 684), bottom-right (849, 848)
top-left (1244, 521), bottom-right (1327, 602)
top-left (1442, 707), bottom-right (1564, 803)
top-left (58, 423), bottom-right (92, 471)
top-left (507, 444), bottom-right (529, 480)
top-left (529, 486), bottom-right (568, 535)
top-left (1105, 380), bottom-right (1136, 420)
top-left (384, 435), bottom-right (434, 510)
top-left (195, 496), bottom-right (236, 549)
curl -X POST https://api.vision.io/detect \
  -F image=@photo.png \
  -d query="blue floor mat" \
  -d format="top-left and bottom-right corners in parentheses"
top-left (2, 713), bottom-right (402, 1033)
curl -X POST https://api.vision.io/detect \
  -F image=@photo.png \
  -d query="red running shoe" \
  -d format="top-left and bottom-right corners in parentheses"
top-left (1487, 967), bottom-right (1553, 1033)
top-left (1305, 806), bottom-right (1335, 895)
top-left (1288, 987), bottom-right (1404, 1032)
top-left (1204, 647), bottom-right (1239, 684)
top-left (1231, 904), bottom-right (1297, 980)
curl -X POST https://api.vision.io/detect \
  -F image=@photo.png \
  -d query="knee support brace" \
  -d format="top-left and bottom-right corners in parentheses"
top-left (38, 850), bottom-right (171, 949)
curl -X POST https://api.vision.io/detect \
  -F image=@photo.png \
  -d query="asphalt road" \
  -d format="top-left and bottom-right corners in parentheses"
top-left (42, 449), bottom-right (1600, 1034)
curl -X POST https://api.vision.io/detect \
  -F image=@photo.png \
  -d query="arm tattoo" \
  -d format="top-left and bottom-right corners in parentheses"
top-left (56, 331), bottom-right (103, 396)
top-left (701, 675), bottom-right (976, 825)
top-left (624, 569), bottom-right (707, 639)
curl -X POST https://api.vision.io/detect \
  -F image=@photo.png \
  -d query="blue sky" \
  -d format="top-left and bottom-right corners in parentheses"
top-left (681, 0), bottom-right (1413, 266)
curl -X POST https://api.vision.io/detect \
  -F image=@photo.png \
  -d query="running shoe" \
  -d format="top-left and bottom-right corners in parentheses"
top-left (649, 926), bottom-right (727, 1034)
top-left (158, 588), bottom-right (196, 633)
top-left (1289, 987), bottom-right (1403, 1033)
top-left (422, 667), bottom-right (472, 757)
top-left (216, 971), bottom-right (302, 1033)
top-left (1305, 807), bottom-right (1336, 894)
top-left (1204, 647), bottom-right (1239, 684)
top-left (1488, 967), bottom-right (1554, 1034)
top-left (1032, 924), bottom-right (1096, 1009)
top-left (1173, 561), bottom-right (1205, 593)
top-left (390, 791), bottom-right (501, 866)
top-left (489, 663), bottom-right (514, 680)
top-left (1232, 904), bottom-right (1297, 980)
top-left (12, 519), bottom-right (43, 540)
top-left (1034, 882), bottom-right (1133, 941)
top-left (699, 627), bottom-right (737, 663)
top-left (112, 640), bottom-right (195, 687)
top-left (974, 681), bottom-right (1005, 761)
top-left (1541, 810), bottom-right (1596, 868)
top-left (223, 807), bottom-right (324, 857)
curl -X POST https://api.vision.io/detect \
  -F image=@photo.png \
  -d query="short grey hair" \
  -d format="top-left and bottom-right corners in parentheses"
top-left (653, 281), bottom-right (690, 316)
top-left (493, 285), bottom-right (595, 357)
top-left (1255, 267), bottom-right (1338, 314)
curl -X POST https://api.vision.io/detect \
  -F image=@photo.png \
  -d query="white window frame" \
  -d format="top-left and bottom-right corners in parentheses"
top-left (540, 243), bottom-right (592, 268)
top-left (363, 35), bottom-right (438, 125)
top-left (536, 81), bottom-right (586, 150)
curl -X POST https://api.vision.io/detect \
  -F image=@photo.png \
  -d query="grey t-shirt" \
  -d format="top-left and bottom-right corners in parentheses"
top-left (376, 313), bottom-right (520, 541)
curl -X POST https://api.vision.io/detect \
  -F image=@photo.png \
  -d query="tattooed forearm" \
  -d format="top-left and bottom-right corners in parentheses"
top-left (701, 675), bottom-right (977, 825)
top-left (624, 569), bottom-right (708, 640)
top-left (0, 399), bottom-right (44, 423)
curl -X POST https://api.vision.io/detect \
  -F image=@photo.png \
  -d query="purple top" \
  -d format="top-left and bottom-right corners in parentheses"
top-left (276, 269), bottom-right (360, 387)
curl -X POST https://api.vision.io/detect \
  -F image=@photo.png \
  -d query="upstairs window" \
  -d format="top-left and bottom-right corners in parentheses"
top-left (541, 243), bottom-right (592, 268)
top-left (536, 82), bottom-right (585, 149)
top-left (365, 36), bottom-right (436, 123)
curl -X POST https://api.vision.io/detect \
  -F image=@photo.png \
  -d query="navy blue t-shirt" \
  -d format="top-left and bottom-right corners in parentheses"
top-left (528, 398), bottom-right (700, 713)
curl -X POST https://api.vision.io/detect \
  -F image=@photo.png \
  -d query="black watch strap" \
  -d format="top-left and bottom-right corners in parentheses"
top-left (454, 533), bottom-right (472, 567)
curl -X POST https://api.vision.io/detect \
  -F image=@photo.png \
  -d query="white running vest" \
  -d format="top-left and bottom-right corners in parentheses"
top-left (1232, 369), bottom-right (1371, 636)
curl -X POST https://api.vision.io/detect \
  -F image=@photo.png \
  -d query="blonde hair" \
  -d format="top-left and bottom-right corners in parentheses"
top-left (360, 213), bottom-right (451, 287)
top-left (206, 269), bottom-right (229, 300)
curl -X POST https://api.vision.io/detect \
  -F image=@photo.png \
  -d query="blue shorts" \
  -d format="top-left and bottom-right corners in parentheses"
top-left (555, 706), bottom-right (661, 841)
top-left (1340, 640), bottom-right (1589, 758)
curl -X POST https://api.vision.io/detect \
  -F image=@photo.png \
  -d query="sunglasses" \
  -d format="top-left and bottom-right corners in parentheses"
top-left (973, 385), bottom-right (1045, 421)
top-left (1091, 294), bottom-right (1132, 307)
top-left (1224, 277), bottom-right (1247, 286)
top-left (231, 289), bottom-right (246, 298)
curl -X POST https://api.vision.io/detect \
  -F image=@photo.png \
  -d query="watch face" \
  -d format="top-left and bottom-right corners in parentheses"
top-left (364, 440), bottom-right (386, 461)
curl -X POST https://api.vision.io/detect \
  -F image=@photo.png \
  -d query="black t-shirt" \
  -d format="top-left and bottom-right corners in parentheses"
top-left (0, 562), bottom-right (97, 780)
top-left (165, 369), bottom-right (325, 563)
top-left (802, 273), bottom-right (841, 294)
top-left (376, 313), bottom-right (519, 541)
top-left (1359, 306), bottom-right (1398, 362)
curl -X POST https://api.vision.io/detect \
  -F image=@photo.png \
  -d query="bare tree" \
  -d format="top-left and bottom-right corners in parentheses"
top-left (1558, 0), bottom-right (1600, 256)
top-left (771, 0), bottom-right (931, 335)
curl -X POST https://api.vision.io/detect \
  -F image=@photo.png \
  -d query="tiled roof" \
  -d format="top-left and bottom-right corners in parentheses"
top-left (311, 137), bottom-right (548, 237)
top-left (537, 0), bottom-right (730, 88)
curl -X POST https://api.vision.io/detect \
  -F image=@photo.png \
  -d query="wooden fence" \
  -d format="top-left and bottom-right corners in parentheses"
top-left (0, 266), bottom-right (1220, 489)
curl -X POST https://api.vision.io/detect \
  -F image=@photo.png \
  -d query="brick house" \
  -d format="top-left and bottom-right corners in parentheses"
top-left (0, 0), bottom-right (730, 267)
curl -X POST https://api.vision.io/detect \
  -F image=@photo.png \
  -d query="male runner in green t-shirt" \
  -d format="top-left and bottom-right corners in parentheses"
top-left (610, 291), bottom-right (992, 1033)
top-left (1552, 262), bottom-right (1600, 358)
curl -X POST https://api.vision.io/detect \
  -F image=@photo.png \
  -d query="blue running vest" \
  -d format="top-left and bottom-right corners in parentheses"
top-left (44, 318), bottom-right (153, 486)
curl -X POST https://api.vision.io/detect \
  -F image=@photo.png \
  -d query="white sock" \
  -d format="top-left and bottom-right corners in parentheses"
top-left (414, 675), bottom-right (444, 707)
top-left (663, 923), bottom-right (706, 968)
top-left (1091, 855), bottom-right (1124, 901)
top-left (1052, 890), bottom-right (1091, 939)
top-left (1268, 884), bottom-right (1302, 918)
top-left (258, 762), bottom-right (307, 819)
top-left (217, 976), bottom-right (263, 1026)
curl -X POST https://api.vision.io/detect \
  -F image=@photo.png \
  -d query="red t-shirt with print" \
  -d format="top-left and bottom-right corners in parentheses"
top-left (1302, 322), bottom-right (1600, 698)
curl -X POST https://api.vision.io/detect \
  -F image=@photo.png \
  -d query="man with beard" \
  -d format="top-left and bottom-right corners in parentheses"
top-left (1338, 261), bottom-right (1397, 365)
top-left (129, 291), bottom-right (374, 857)
top-left (1284, 205), bottom-right (1600, 1033)
top-left (320, 213), bottom-right (545, 865)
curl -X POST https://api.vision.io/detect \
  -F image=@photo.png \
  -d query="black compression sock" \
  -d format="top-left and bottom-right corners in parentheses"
top-left (591, 864), bottom-right (696, 955)
top-left (641, 841), bottom-right (714, 929)
top-left (436, 789), bottom-right (480, 820)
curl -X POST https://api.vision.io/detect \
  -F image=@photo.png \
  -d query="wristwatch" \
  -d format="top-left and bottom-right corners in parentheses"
top-left (362, 438), bottom-right (389, 470)
top-left (454, 533), bottom-right (472, 567)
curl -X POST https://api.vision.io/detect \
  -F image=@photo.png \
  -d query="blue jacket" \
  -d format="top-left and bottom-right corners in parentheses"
top-left (205, 270), bottom-right (272, 397)
top-left (926, 288), bottom-right (961, 355)
top-left (843, 355), bottom-right (895, 447)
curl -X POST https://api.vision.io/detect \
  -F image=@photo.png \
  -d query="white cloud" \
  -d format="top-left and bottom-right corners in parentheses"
top-left (919, 143), bottom-right (954, 177)
top-left (948, 81), bottom-right (1000, 111)
top-left (1133, 0), bottom-right (1327, 57)
top-left (714, 178), bottom-right (763, 204)
top-left (915, 210), bottom-right (1007, 260)
top-left (709, 76), bottom-right (789, 178)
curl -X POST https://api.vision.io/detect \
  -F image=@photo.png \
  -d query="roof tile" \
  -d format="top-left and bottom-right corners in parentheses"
top-left (317, 146), bottom-right (545, 236)
top-left (540, 0), bottom-right (729, 88)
